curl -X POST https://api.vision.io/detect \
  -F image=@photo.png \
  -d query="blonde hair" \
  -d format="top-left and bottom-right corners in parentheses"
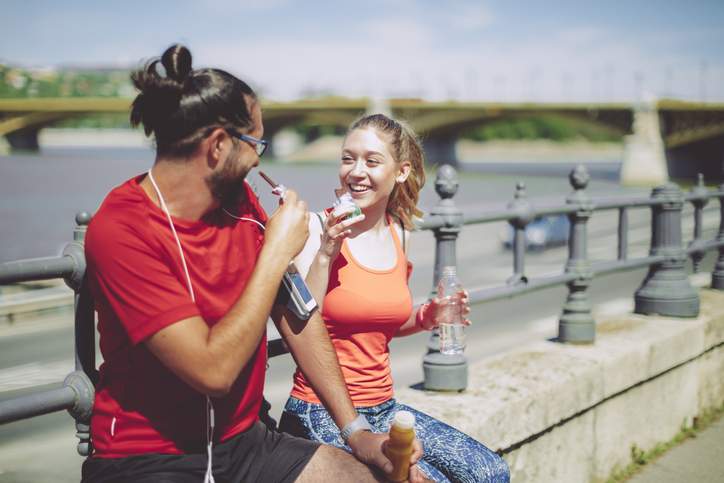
top-left (348, 114), bottom-right (425, 230)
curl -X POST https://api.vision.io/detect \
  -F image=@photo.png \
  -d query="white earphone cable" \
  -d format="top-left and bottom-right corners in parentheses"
top-left (147, 169), bottom-right (196, 303)
top-left (222, 208), bottom-right (266, 231)
top-left (146, 169), bottom-right (214, 483)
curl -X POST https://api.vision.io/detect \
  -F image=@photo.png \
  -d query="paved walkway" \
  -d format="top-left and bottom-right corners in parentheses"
top-left (628, 416), bottom-right (724, 483)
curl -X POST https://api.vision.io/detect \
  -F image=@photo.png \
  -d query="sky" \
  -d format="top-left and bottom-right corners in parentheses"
top-left (1, 0), bottom-right (723, 102)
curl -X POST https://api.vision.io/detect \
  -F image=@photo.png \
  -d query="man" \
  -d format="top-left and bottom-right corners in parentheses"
top-left (81, 44), bottom-right (424, 482)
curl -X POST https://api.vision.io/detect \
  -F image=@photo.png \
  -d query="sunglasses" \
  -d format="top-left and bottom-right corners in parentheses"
top-left (230, 132), bottom-right (269, 157)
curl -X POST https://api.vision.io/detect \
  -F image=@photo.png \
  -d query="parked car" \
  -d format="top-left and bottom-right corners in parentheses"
top-left (502, 215), bottom-right (570, 251)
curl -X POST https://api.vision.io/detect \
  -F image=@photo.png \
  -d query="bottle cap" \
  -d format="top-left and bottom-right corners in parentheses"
top-left (392, 410), bottom-right (415, 430)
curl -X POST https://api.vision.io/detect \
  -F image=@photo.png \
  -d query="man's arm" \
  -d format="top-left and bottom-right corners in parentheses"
top-left (144, 190), bottom-right (309, 397)
top-left (272, 307), bottom-right (356, 425)
top-left (144, 247), bottom-right (287, 396)
top-left (272, 306), bottom-right (398, 475)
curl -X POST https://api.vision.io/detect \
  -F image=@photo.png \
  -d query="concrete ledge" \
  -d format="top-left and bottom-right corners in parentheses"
top-left (397, 287), bottom-right (724, 482)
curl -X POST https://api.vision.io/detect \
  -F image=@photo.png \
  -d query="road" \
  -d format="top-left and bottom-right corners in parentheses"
top-left (0, 159), bottom-right (720, 482)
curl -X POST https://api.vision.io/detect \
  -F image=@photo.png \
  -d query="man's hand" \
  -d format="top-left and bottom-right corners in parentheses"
top-left (264, 189), bottom-right (310, 261)
top-left (347, 431), bottom-right (427, 483)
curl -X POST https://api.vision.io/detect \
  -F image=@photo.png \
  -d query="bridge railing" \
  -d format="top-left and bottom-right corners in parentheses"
top-left (0, 212), bottom-right (95, 455)
top-left (417, 165), bottom-right (724, 390)
top-left (1, 165), bottom-right (724, 454)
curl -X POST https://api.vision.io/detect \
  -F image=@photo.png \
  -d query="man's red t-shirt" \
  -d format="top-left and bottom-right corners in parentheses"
top-left (85, 174), bottom-right (268, 458)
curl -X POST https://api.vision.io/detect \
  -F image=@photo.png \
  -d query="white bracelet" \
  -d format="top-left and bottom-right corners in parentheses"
top-left (340, 414), bottom-right (373, 442)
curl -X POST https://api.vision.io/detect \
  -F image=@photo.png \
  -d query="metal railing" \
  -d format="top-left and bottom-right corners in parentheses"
top-left (416, 165), bottom-right (724, 390)
top-left (0, 212), bottom-right (95, 455)
top-left (1, 165), bottom-right (724, 455)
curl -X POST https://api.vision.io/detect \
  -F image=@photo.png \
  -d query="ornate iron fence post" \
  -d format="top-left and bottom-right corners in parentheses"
top-left (423, 165), bottom-right (467, 391)
top-left (712, 182), bottom-right (724, 289)
top-left (64, 212), bottom-right (95, 456)
top-left (507, 182), bottom-right (533, 286)
top-left (688, 174), bottom-right (709, 273)
top-left (559, 165), bottom-right (595, 343)
top-left (635, 183), bottom-right (699, 316)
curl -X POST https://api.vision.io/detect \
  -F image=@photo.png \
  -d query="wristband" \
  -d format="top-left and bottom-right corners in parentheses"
top-left (415, 301), bottom-right (432, 329)
top-left (340, 414), bottom-right (373, 442)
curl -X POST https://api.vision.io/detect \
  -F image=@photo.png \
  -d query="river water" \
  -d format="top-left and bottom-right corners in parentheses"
top-left (0, 144), bottom-right (626, 264)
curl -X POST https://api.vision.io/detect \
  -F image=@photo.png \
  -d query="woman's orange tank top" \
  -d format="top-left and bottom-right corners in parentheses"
top-left (290, 216), bottom-right (413, 406)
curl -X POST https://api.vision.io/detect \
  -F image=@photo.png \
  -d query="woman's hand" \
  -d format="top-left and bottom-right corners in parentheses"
top-left (317, 211), bottom-right (365, 262)
top-left (417, 290), bottom-right (471, 330)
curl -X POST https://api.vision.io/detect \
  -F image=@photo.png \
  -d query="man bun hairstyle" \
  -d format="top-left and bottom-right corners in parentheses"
top-left (161, 44), bottom-right (192, 82)
top-left (349, 114), bottom-right (426, 230)
top-left (130, 44), bottom-right (257, 157)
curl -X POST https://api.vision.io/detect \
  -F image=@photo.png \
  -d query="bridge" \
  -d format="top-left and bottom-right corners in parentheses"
top-left (1, 97), bottom-right (724, 185)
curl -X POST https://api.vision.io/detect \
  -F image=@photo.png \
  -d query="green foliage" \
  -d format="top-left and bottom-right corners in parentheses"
top-left (462, 115), bottom-right (622, 143)
top-left (56, 113), bottom-right (131, 129)
top-left (0, 64), bottom-right (132, 99)
top-left (292, 124), bottom-right (346, 139)
top-left (605, 403), bottom-right (724, 483)
top-left (0, 64), bottom-right (134, 127)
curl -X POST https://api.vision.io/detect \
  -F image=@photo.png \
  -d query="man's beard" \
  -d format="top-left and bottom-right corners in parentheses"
top-left (206, 145), bottom-right (250, 207)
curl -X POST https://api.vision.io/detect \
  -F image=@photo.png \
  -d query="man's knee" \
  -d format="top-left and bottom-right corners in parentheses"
top-left (295, 445), bottom-right (382, 483)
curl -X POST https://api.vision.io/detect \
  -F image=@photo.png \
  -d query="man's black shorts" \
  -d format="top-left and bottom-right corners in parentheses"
top-left (81, 421), bottom-right (321, 483)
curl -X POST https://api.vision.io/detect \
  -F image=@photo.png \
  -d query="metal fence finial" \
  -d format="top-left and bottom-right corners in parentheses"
top-left (435, 164), bottom-right (459, 200)
top-left (570, 164), bottom-right (590, 191)
top-left (514, 181), bottom-right (526, 199)
top-left (76, 211), bottom-right (92, 225)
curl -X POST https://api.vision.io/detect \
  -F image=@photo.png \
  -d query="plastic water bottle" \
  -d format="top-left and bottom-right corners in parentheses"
top-left (437, 266), bottom-right (465, 355)
top-left (385, 411), bottom-right (416, 482)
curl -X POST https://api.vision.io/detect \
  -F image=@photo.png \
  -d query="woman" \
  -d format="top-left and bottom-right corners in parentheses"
top-left (279, 114), bottom-right (510, 483)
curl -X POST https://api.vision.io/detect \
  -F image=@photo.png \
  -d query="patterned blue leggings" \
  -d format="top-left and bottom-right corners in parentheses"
top-left (279, 397), bottom-right (509, 483)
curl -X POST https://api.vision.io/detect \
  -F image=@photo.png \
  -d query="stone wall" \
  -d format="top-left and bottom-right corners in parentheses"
top-left (397, 286), bottom-right (724, 482)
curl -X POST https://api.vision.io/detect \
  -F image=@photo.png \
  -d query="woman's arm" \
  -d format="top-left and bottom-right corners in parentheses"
top-left (293, 215), bottom-right (328, 305)
top-left (395, 295), bottom-right (471, 338)
top-left (394, 228), bottom-right (470, 338)
top-left (295, 211), bottom-right (365, 309)
top-left (395, 301), bottom-right (433, 337)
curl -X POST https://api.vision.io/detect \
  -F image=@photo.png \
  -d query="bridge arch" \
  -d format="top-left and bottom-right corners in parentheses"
top-left (4, 98), bottom-right (724, 183)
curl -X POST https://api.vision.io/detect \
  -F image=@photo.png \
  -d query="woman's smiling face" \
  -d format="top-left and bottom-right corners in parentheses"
top-left (339, 128), bottom-right (403, 212)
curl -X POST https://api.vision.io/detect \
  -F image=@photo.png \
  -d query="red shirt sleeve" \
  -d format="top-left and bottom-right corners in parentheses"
top-left (86, 215), bottom-right (200, 345)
